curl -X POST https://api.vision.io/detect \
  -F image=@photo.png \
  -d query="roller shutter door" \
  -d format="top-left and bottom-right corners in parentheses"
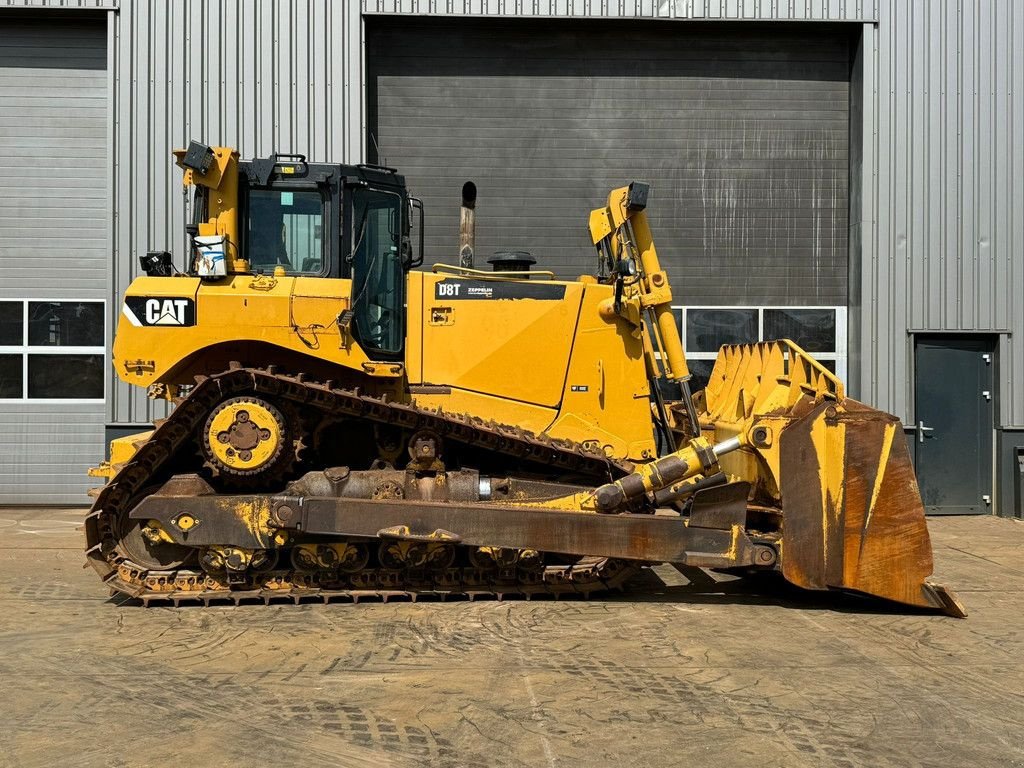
top-left (367, 19), bottom-right (850, 306)
top-left (0, 17), bottom-right (107, 504)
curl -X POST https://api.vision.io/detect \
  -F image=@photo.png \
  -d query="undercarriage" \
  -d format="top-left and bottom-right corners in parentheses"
top-left (89, 365), bottom-right (774, 605)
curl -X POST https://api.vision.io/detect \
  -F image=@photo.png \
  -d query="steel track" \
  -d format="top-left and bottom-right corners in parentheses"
top-left (85, 365), bottom-right (639, 605)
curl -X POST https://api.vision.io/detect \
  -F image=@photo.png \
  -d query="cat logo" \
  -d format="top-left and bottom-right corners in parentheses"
top-left (122, 296), bottom-right (196, 327)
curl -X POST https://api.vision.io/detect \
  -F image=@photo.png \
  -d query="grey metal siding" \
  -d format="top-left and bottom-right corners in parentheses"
top-left (0, 17), bottom-right (107, 504)
top-left (364, 0), bottom-right (876, 22)
top-left (108, 0), bottom-right (363, 427)
top-left (0, 404), bottom-right (105, 504)
top-left (0, 18), bottom-right (108, 299)
top-left (858, 0), bottom-right (1024, 428)
top-left (368, 18), bottom-right (850, 306)
top-left (1, 1), bottom-right (115, 9)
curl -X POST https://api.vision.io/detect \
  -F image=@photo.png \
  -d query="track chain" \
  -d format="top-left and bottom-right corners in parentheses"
top-left (85, 365), bottom-right (638, 605)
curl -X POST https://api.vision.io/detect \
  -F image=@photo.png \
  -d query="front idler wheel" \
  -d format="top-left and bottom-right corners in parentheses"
top-left (114, 508), bottom-right (195, 571)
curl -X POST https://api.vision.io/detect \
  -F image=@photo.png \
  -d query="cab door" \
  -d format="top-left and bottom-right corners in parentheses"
top-left (420, 273), bottom-right (582, 407)
top-left (349, 187), bottom-right (405, 360)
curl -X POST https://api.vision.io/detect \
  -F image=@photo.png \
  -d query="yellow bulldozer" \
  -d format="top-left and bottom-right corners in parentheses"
top-left (86, 142), bottom-right (963, 616)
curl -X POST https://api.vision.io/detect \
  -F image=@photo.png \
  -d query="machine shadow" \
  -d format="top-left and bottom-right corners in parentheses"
top-left (608, 567), bottom-right (945, 617)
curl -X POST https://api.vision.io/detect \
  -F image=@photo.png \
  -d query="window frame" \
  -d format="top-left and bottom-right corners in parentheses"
top-left (240, 185), bottom-right (331, 278)
top-left (0, 299), bottom-right (107, 404)
top-left (676, 305), bottom-right (848, 385)
top-left (349, 186), bottom-right (407, 360)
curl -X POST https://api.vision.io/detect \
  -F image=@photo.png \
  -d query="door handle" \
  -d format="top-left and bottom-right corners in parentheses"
top-left (918, 420), bottom-right (934, 444)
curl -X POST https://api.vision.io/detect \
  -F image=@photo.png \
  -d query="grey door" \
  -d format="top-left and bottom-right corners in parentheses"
top-left (914, 336), bottom-right (995, 514)
top-left (367, 18), bottom-right (851, 307)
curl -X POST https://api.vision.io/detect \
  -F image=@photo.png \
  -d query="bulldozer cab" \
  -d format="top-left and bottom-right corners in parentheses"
top-left (234, 155), bottom-right (413, 359)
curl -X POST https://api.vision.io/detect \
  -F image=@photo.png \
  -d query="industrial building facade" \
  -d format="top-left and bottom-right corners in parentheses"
top-left (0, 0), bottom-right (1020, 517)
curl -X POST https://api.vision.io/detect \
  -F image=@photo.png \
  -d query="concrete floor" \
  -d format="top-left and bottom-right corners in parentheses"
top-left (0, 510), bottom-right (1022, 768)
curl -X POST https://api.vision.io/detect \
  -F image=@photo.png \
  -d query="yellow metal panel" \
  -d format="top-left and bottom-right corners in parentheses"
top-left (113, 275), bottom-right (390, 388)
top-left (546, 283), bottom-right (656, 461)
top-left (290, 277), bottom-right (349, 336)
top-left (88, 430), bottom-right (152, 482)
top-left (420, 273), bottom-right (583, 408)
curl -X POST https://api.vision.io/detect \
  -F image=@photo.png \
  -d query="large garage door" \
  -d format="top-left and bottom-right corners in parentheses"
top-left (0, 16), bottom-right (108, 504)
top-left (367, 19), bottom-right (850, 308)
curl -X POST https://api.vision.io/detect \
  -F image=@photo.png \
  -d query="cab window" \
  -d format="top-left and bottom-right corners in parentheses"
top-left (351, 188), bottom-right (404, 356)
top-left (247, 189), bottom-right (324, 274)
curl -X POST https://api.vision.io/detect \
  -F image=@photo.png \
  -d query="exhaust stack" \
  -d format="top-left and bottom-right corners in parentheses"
top-left (459, 181), bottom-right (477, 268)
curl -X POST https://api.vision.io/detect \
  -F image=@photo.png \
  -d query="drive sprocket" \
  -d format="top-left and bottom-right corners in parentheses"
top-left (201, 395), bottom-right (302, 487)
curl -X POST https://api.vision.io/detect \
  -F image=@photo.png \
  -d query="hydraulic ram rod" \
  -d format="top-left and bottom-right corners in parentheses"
top-left (593, 436), bottom-right (743, 512)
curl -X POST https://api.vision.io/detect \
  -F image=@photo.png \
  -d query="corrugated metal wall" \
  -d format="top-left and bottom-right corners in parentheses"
top-left (368, 18), bottom-right (851, 306)
top-left (364, 0), bottom-right (875, 22)
top-left (108, 0), bottom-right (362, 426)
top-left (0, 404), bottom-right (105, 503)
top-left (0, 17), bottom-right (108, 298)
top-left (1, 0), bottom-right (115, 8)
top-left (860, 0), bottom-right (1024, 428)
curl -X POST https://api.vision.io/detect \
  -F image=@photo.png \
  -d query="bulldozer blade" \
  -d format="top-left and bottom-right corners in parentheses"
top-left (778, 399), bottom-right (966, 617)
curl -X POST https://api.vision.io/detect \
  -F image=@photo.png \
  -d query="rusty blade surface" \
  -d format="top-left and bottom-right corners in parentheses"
top-left (778, 399), bottom-right (965, 617)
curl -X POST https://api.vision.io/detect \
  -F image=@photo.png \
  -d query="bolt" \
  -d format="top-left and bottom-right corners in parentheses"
top-left (275, 504), bottom-right (295, 524)
top-left (754, 546), bottom-right (777, 566)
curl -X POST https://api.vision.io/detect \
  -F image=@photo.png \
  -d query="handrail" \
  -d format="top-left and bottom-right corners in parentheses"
top-left (431, 263), bottom-right (556, 280)
top-left (780, 339), bottom-right (844, 398)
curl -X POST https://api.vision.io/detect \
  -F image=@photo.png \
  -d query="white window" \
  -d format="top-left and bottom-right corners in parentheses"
top-left (0, 300), bottom-right (106, 403)
top-left (675, 306), bottom-right (847, 391)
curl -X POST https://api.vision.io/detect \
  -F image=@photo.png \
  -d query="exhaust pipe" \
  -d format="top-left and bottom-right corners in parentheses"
top-left (459, 181), bottom-right (477, 268)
